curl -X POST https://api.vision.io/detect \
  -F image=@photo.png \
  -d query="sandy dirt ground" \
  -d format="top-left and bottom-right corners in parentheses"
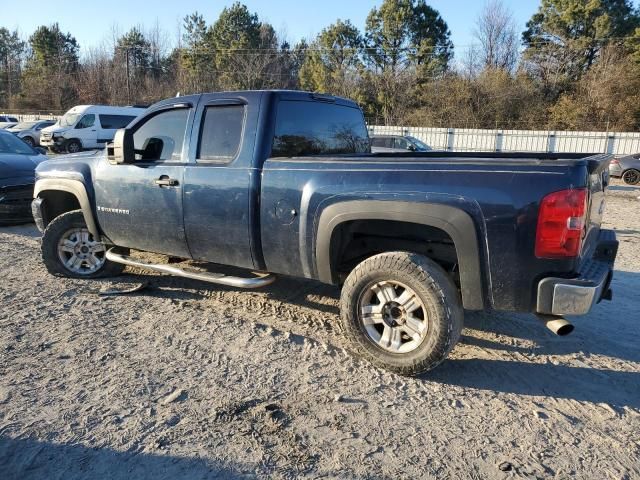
top-left (0, 180), bottom-right (639, 479)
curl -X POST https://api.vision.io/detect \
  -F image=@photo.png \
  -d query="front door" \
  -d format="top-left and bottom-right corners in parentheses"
top-left (73, 114), bottom-right (98, 149)
top-left (93, 105), bottom-right (193, 258)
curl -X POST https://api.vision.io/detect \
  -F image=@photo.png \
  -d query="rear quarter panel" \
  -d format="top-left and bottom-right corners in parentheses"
top-left (260, 157), bottom-right (588, 312)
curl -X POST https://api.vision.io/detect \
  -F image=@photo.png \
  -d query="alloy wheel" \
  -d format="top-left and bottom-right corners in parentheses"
top-left (358, 280), bottom-right (429, 354)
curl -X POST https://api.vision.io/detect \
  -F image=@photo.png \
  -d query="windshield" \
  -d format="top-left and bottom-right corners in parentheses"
top-left (0, 132), bottom-right (36, 155)
top-left (12, 121), bottom-right (37, 130)
top-left (59, 111), bottom-right (82, 127)
top-left (407, 136), bottom-right (430, 150)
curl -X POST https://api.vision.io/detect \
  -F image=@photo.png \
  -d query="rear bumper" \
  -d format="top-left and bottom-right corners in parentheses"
top-left (536, 229), bottom-right (618, 316)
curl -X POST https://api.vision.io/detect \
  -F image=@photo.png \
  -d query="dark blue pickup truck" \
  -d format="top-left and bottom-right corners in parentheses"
top-left (31, 90), bottom-right (618, 375)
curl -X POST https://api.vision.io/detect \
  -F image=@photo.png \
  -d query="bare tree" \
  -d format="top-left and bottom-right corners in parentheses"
top-left (473, 0), bottom-right (518, 71)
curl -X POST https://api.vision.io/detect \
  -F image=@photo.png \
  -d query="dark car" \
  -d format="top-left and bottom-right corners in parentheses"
top-left (32, 90), bottom-right (617, 375)
top-left (609, 153), bottom-right (640, 185)
top-left (0, 130), bottom-right (48, 225)
top-left (371, 134), bottom-right (432, 153)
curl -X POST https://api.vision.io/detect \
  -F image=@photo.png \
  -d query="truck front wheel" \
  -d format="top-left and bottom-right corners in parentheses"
top-left (340, 251), bottom-right (463, 375)
top-left (41, 210), bottom-right (127, 278)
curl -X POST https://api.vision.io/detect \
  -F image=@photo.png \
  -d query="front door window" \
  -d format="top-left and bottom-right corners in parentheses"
top-left (75, 114), bottom-right (95, 129)
top-left (132, 109), bottom-right (189, 162)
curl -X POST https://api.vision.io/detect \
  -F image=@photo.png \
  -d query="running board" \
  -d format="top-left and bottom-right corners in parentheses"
top-left (105, 249), bottom-right (276, 289)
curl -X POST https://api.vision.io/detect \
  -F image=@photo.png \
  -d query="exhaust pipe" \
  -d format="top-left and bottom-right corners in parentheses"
top-left (536, 314), bottom-right (574, 336)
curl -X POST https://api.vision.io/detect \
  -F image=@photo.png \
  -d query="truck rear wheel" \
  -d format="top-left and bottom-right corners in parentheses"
top-left (41, 210), bottom-right (127, 278)
top-left (340, 251), bottom-right (463, 375)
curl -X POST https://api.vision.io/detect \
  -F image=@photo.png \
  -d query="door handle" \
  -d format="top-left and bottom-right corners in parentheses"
top-left (154, 176), bottom-right (179, 187)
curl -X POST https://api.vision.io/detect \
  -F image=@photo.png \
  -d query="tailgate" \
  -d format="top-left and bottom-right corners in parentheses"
top-left (581, 154), bottom-right (611, 260)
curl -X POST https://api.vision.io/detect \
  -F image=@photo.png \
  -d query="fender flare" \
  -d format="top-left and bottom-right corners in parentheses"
top-left (34, 178), bottom-right (100, 238)
top-left (315, 200), bottom-right (485, 310)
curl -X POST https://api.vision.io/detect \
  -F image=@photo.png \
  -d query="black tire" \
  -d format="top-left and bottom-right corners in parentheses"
top-left (66, 139), bottom-right (82, 154)
top-left (41, 210), bottom-right (127, 279)
top-left (622, 168), bottom-right (640, 185)
top-left (22, 136), bottom-right (35, 147)
top-left (340, 251), bottom-right (463, 376)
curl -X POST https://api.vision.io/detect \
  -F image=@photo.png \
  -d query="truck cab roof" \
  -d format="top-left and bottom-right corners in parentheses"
top-left (153, 90), bottom-right (360, 110)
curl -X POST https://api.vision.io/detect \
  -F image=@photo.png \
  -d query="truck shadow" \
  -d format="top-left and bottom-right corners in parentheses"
top-left (0, 435), bottom-right (241, 480)
top-left (426, 358), bottom-right (640, 410)
top-left (427, 269), bottom-right (640, 408)
top-left (0, 222), bottom-right (40, 239)
top-left (106, 268), bottom-right (341, 316)
top-left (97, 263), bottom-right (640, 410)
top-left (462, 270), bottom-right (640, 364)
top-left (0, 435), bottom-right (377, 480)
top-left (608, 184), bottom-right (639, 192)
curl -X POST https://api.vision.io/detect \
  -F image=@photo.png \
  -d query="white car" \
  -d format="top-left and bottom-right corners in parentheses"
top-left (6, 120), bottom-right (57, 147)
top-left (40, 105), bottom-right (146, 153)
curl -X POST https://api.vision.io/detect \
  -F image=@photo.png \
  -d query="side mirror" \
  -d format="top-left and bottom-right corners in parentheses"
top-left (408, 144), bottom-right (417, 151)
top-left (107, 128), bottom-right (134, 164)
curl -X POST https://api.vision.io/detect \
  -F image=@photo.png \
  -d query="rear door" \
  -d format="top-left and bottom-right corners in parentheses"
top-left (93, 103), bottom-right (194, 257)
top-left (182, 95), bottom-right (258, 269)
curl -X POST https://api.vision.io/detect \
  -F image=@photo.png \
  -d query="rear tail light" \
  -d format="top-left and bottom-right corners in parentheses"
top-left (535, 188), bottom-right (588, 258)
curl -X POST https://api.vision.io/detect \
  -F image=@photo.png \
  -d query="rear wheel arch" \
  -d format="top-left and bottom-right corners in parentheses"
top-left (315, 200), bottom-right (486, 310)
top-left (34, 179), bottom-right (100, 238)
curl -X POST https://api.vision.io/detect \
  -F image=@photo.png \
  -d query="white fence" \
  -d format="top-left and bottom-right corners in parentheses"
top-left (369, 126), bottom-right (640, 156)
top-left (2, 113), bottom-right (60, 122)
top-left (4, 111), bottom-right (640, 155)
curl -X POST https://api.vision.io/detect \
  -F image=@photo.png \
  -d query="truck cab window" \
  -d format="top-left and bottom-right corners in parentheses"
top-left (272, 100), bottom-right (370, 157)
top-left (75, 114), bottom-right (95, 129)
top-left (197, 105), bottom-right (244, 162)
top-left (133, 108), bottom-right (189, 162)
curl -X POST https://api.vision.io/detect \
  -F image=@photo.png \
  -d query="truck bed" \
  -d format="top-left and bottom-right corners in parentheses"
top-left (260, 152), bottom-right (611, 312)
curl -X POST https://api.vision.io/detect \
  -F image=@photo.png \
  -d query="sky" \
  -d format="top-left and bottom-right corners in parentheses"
top-left (2, 0), bottom-right (636, 57)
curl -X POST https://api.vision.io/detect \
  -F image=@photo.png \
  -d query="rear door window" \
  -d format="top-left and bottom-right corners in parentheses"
top-left (197, 105), bottom-right (244, 162)
top-left (99, 114), bottom-right (137, 129)
top-left (272, 100), bottom-right (369, 157)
